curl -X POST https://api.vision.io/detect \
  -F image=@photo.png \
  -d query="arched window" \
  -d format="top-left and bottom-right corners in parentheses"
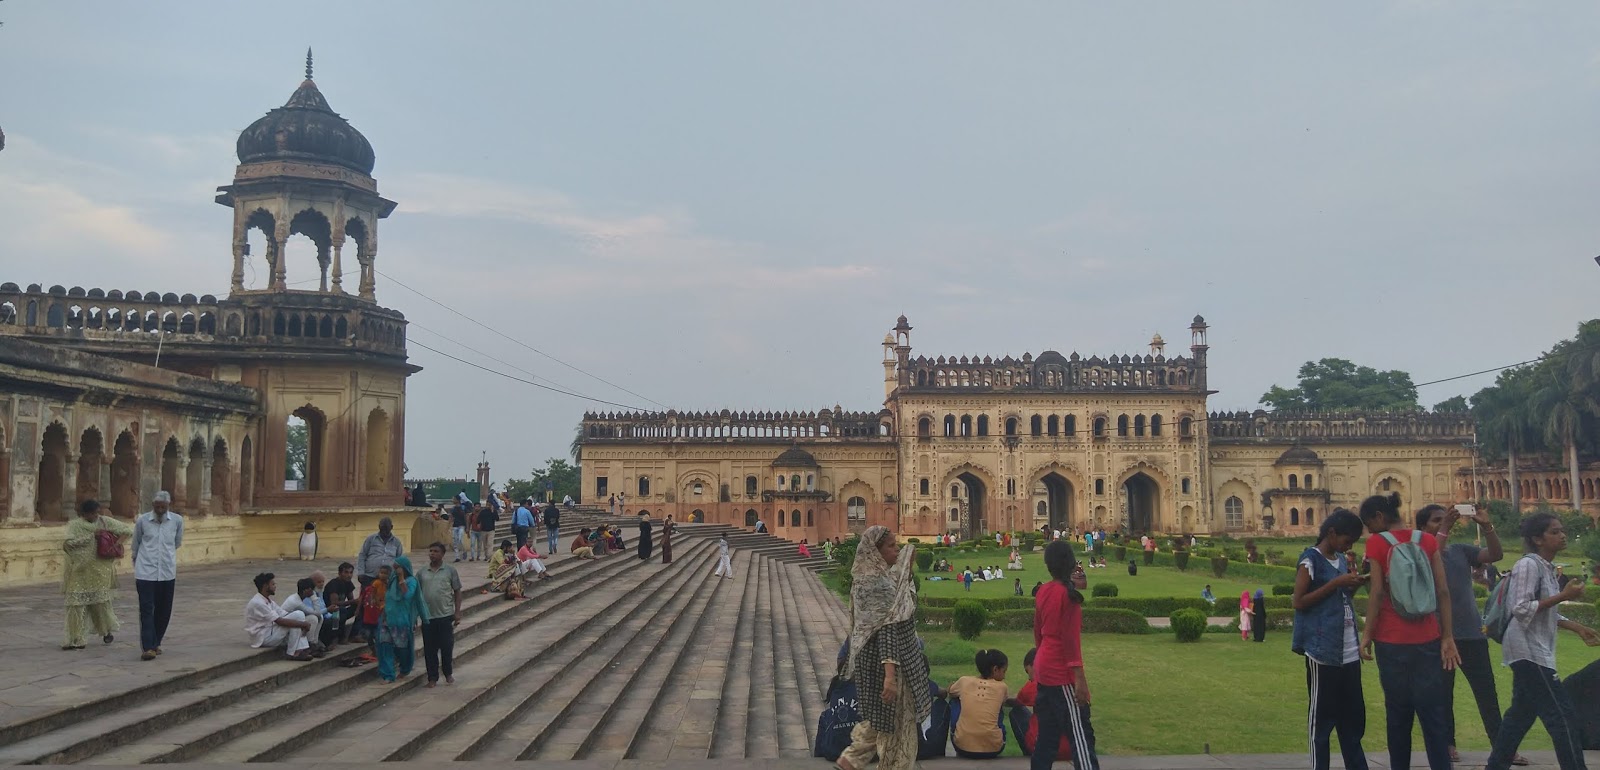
top-left (1030, 415), bottom-right (1042, 436)
top-left (1306, 507), bottom-right (1315, 526)
top-left (1150, 415), bottom-right (1162, 436)
top-left (944, 415), bottom-right (956, 437)
top-left (1117, 415), bottom-right (1129, 437)
top-left (1007, 478), bottom-right (1016, 495)
top-left (805, 474), bottom-right (814, 491)
top-left (1134, 415), bottom-right (1146, 436)
top-left (848, 496), bottom-right (867, 520)
top-left (1179, 417), bottom-right (1193, 437)
top-left (1094, 479), bottom-right (1105, 495)
top-left (807, 510), bottom-right (814, 526)
top-left (1005, 417), bottom-right (1018, 436)
top-left (791, 510), bottom-right (801, 527)
top-left (1064, 415), bottom-right (1077, 436)
top-left (1290, 508), bottom-right (1301, 526)
top-left (745, 475), bottom-right (758, 497)
top-left (918, 417), bottom-right (932, 437)
top-left (1181, 477), bottom-right (1191, 494)
top-left (920, 478), bottom-right (930, 495)
top-left (692, 482), bottom-right (704, 496)
top-left (1093, 417), bottom-right (1107, 437)
top-left (951, 483), bottom-right (961, 498)
top-left (960, 415), bottom-right (973, 437)
top-left (1036, 501), bottom-right (1047, 515)
top-left (1224, 496), bottom-right (1244, 529)
top-left (638, 476), bottom-right (651, 497)
top-left (977, 415), bottom-right (989, 436)
top-left (745, 509), bottom-right (759, 527)
top-left (791, 474), bottom-right (801, 490)
top-left (1047, 415), bottom-right (1059, 436)
top-left (777, 474), bottom-right (787, 490)
top-left (1288, 475), bottom-right (1298, 490)
top-left (1304, 474), bottom-right (1313, 488)
top-left (950, 508), bottom-right (960, 521)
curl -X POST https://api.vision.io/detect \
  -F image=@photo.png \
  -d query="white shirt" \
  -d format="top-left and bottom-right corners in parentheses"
top-left (1502, 554), bottom-right (1565, 669)
top-left (131, 511), bottom-right (185, 582)
top-left (281, 592), bottom-right (318, 618)
top-left (245, 593), bottom-right (289, 646)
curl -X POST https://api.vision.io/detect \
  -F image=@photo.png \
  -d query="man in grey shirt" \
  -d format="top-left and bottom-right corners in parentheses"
top-left (1418, 503), bottom-right (1509, 763)
top-left (355, 517), bottom-right (405, 585)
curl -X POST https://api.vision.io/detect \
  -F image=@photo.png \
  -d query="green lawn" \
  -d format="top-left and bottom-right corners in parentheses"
top-left (921, 551), bottom-right (1267, 605)
top-left (922, 630), bottom-right (1600, 757)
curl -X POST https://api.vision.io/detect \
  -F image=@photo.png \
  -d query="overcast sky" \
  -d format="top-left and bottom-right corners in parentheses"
top-left (3, 2), bottom-right (1598, 481)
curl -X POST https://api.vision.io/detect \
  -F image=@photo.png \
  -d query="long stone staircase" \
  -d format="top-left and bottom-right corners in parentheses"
top-left (0, 516), bottom-right (849, 765)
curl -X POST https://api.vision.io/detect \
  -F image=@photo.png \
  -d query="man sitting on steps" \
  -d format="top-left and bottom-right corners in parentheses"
top-left (245, 573), bottom-right (321, 661)
top-left (571, 529), bottom-right (595, 560)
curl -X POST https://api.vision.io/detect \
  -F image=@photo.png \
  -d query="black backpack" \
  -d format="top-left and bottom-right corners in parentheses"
top-left (543, 507), bottom-right (560, 528)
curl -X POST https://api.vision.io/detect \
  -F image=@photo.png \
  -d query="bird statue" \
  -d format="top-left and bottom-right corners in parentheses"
top-left (298, 521), bottom-right (318, 561)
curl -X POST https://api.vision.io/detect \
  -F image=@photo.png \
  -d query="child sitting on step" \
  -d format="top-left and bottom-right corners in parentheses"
top-left (947, 648), bottom-right (1021, 759)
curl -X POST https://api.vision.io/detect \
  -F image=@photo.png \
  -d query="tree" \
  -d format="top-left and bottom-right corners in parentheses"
top-left (503, 457), bottom-right (582, 505)
top-left (1474, 366), bottom-right (1539, 513)
top-left (570, 425), bottom-right (584, 463)
top-left (1432, 395), bottom-right (1468, 412)
top-left (1260, 358), bottom-right (1420, 412)
top-left (284, 422), bottom-right (307, 481)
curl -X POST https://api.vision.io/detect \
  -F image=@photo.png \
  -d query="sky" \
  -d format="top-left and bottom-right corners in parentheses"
top-left (3, 2), bottom-right (1599, 480)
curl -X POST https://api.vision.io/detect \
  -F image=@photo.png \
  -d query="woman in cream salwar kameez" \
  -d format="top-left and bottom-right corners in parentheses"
top-left (62, 500), bottom-right (133, 650)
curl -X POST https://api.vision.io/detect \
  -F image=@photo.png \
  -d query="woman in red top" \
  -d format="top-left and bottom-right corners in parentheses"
top-left (1032, 539), bottom-right (1098, 770)
top-left (1358, 492), bottom-right (1460, 770)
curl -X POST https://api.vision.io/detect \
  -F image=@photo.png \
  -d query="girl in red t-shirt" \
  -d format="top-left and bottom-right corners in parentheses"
top-left (1031, 540), bottom-right (1099, 770)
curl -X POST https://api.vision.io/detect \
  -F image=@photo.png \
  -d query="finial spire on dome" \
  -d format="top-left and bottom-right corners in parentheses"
top-left (305, 48), bottom-right (314, 80)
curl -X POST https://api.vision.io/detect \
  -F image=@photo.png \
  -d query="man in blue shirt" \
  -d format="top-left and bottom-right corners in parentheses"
top-left (513, 499), bottom-right (535, 550)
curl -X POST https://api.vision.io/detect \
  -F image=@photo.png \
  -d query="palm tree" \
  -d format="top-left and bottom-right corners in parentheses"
top-left (1474, 367), bottom-right (1539, 513)
top-left (570, 424), bottom-right (584, 463)
top-left (1533, 377), bottom-right (1584, 511)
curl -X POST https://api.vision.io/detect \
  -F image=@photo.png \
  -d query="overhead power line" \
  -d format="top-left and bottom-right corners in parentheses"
top-left (408, 338), bottom-right (659, 413)
top-left (376, 267), bottom-right (669, 410)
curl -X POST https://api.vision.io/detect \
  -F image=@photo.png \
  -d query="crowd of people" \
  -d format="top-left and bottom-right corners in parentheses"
top-left (820, 493), bottom-right (1600, 770)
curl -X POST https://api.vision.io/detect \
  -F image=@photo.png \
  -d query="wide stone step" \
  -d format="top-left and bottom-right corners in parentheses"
top-left (744, 555), bottom-right (780, 759)
top-left (463, 547), bottom-right (719, 762)
top-left (528, 546), bottom-right (726, 760)
top-left (765, 557), bottom-right (817, 757)
top-left (623, 550), bottom-right (749, 760)
top-left (318, 543), bottom-right (721, 764)
top-left (3, 543), bottom-right (615, 766)
top-left (77, 548), bottom-right (658, 765)
top-left (707, 550), bottom-right (761, 759)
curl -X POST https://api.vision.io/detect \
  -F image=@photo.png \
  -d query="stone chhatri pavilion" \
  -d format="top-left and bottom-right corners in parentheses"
top-left (0, 53), bottom-right (421, 586)
top-left (580, 315), bottom-right (1479, 543)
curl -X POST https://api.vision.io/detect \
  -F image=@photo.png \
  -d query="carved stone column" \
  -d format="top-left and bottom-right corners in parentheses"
top-left (199, 457), bottom-right (214, 515)
top-left (271, 220), bottom-right (289, 291)
top-left (173, 454), bottom-right (189, 513)
top-left (61, 452), bottom-right (78, 521)
top-left (359, 235), bottom-right (377, 300)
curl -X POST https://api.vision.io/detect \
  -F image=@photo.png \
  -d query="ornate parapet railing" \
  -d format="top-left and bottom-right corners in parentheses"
top-left (901, 350), bottom-right (1202, 393)
top-left (1207, 409), bottom-right (1474, 443)
top-left (0, 283), bottom-right (408, 359)
top-left (581, 408), bottom-right (894, 442)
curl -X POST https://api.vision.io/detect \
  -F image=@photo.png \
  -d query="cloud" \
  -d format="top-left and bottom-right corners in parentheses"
top-left (0, 134), bottom-right (175, 259)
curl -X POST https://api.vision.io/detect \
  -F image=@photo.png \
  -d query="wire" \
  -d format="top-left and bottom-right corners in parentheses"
top-left (406, 320), bottom-right (588, 396)
top-left (407, 338), bottom-right (659, 413)
top-left (375, 267), bottom-right (669, 410)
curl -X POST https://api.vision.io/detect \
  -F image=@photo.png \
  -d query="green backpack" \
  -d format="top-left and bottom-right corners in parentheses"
top-left (1379, 530), bottom-right (1438, 620)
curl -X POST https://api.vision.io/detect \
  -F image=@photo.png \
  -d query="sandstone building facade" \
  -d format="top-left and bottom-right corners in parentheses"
top-left (580, 316), bottom-right (1479, 542)
top-left (0, 57), bottom-right (421, 586)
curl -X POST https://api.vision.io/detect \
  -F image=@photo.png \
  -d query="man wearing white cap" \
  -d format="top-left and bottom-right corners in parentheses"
top-left (131, 490), bottom-right (185, 661)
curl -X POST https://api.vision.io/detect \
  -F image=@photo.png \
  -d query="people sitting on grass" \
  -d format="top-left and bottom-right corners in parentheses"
top-left (1014, 578), bottom-right (1023, 597)
top-left (1201, 584), bottom-right (1216, 607)
top-left (1008, 549), bottom-right (1023, 571)
top-left (245, 572), bottom-right (321, 661)
top-left (948, 648), bottom-right (1019, 759)
top-left (517, 541), bottom-right (551, 580)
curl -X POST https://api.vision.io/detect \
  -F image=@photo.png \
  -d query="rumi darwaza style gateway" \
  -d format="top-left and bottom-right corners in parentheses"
top-left (580, 316), bottom-right (1482, 543)
top-left (0, 56), bottom-right (420, 585)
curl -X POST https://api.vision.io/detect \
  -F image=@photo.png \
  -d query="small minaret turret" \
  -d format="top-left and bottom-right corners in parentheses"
top-left (1189, 315), bottom-right (1209, 391)
top-left (893, 314), bottom-right (913, 388)
top-left (883, 333), bottom-right (897, 397)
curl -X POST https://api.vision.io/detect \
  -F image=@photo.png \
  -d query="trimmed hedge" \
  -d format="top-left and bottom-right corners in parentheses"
top-left (1271, 584), bottom-right (1295, 596)
top-left (1092, 597), bottom-right (1213, 616)
top-left (1082, 607), bottom-right (1152, 634)
top-left (923, 596), bottom-right (1033, 610)
top-left (1092, 582), bottom-right (1120, 597)
top-left (953, 600), bottom-right (988, 640)
top-left (918, 605), bottom-right (1152, 634)
top-left (1171, 608), bottom-right (1207, 642)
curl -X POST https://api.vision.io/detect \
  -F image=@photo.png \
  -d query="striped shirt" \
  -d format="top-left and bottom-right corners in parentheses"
top-left (1500, 553), bottom-right (1565, 670)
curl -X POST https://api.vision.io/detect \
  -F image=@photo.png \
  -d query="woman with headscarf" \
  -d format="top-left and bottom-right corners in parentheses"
top-left (1239, 591), bottom-right (1253, 641)
top-left (487, 540), bottom-right (518, 594)
top-left (376, 555), bottom-right (428, 682)
top-left (1251, 589), bottom-right (1268, 642)
top-left (660, 515), bottom-right (675, 564)
top-left (836, 526), bottom-right (932, 770)
top-left (61, 500), bottom-right (133, 650)
top-left (638, 514), bottom-right (654, 560)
